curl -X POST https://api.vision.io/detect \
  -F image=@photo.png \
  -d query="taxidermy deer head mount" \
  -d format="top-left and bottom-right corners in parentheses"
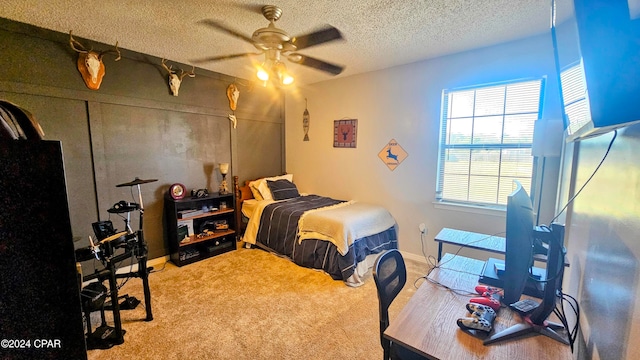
top-left (161, 59), bottom-right (195, 96)
top-left (69, 30), bottom-right (121, 90)
top-left (226, 83), bottom-right (239, 111)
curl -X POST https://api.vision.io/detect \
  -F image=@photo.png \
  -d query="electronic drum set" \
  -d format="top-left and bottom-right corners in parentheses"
top-left (76, 177), bottom-right (156, 350)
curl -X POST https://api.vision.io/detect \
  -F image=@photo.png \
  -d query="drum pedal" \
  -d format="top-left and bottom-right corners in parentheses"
top-left (85, 325), bottom-right (126, 350)
top-left (104, 295), bottom-right (140, 311)
top-left (121, 295), bottom-right (140, 310)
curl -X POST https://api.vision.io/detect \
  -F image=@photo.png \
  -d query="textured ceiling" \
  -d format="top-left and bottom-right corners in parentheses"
top-left (0, 0), bottom-right (555, 85)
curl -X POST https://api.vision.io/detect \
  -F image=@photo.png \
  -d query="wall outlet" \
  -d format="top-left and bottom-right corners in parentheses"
top-left (419, 223), bottom-right (427, 234)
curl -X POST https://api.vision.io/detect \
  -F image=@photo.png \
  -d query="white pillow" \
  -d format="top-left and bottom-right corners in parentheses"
top-left (248, 180), bottom-right (264, 201)
top-left (249, 174), bottom-right (294, 201)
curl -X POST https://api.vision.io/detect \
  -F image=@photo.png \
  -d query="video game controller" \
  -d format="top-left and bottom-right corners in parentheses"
top-left (475, 285), bottom-right (501, 296)
top-left (469, 295), bottom-right (501, 311)
top-left (469, 285), bottom-right (503, 311)
top-left (466, 303), bottom-right (496, 318)
top-left (457, 317), bottom-right (493, 332)
top-left (457, 302), bottom-right (497, 333)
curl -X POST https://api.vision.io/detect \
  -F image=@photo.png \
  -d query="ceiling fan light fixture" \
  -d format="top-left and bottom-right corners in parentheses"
top-left (257, 64), bottom-right (270, 81)
top-left (272, 61), bottom-right (294, 85)
top-left (257, 60), bottom-right (294, 86)
top-left (281, 73), bottom-right (294, 85)
top-left (197, 7), bottom-right (344, 84)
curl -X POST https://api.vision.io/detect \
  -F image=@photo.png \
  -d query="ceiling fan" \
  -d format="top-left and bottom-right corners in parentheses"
top-left (193, 5), bottom-right (345, 84)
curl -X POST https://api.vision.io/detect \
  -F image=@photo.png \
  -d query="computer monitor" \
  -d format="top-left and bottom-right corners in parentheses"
top-left (482, 180), bottom-right (569, 345)
top-left (479, 181), bottom-right (545, 303)
top-left (501, 181), bottom-right (536, 305)
top-left (485, 222), bottom-right (568, 345)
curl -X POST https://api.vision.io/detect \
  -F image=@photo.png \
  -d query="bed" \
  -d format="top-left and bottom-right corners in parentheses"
top-left (233, 175), bottom-right (398, 286)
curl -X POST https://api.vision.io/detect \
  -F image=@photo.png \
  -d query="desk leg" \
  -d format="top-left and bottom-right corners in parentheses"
top-left (437, 242), bottom-right (443, 262)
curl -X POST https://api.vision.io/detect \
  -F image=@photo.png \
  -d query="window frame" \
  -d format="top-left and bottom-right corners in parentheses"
top-left (435, 77), bottom-right (546, 209)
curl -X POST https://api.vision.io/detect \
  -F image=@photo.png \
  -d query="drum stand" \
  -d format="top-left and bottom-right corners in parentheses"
top-left (111, 178), bottom-right (156, 322)
top-left (82, 177), bottom-right (156, 349)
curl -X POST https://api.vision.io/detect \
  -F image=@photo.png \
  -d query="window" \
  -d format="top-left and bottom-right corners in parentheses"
top-left (559, 62), bottom-right (590, 136)
top-left (436, 79), bottom-right (544, 207)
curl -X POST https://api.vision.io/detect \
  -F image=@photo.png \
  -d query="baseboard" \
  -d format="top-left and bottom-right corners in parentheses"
top-left (148, 255), bottom-right (169, 268)
top-left (114, 255), bottom-right (169, 275)
top-left (82, 255), bottom-right (169, 287)
top-left (400, 251), bottom-right (428, 265)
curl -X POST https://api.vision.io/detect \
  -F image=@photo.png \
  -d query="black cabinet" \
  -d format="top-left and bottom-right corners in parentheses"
top-left (165, 193), bottom-right (236, 266)
top-left (0, 140), bottom-right (87, 360)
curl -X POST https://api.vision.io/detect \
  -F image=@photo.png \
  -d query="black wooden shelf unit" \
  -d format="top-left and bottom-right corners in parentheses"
top-left (165, 192), bottom-right (236, 267)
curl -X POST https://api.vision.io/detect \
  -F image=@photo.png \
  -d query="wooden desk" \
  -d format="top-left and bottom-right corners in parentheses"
top-left (383, 254), bottom-right (572, 360)
top-left (434, 228), bottom-right (505, 261)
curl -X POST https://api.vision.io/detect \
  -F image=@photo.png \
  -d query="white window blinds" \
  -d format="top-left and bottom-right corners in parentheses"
top-left (560, 62), bottom-right (590, 136)
top-left (436, 79), bottom-right (544, 206)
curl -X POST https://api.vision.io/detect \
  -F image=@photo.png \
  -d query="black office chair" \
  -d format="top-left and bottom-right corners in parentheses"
top-left (373, 249), bottom-right (428, 360)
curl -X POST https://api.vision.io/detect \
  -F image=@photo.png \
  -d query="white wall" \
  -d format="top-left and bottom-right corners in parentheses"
top-left (284, 33), bottom-right (563, 260)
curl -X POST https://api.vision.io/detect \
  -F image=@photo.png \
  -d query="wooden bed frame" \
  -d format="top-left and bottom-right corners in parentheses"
top-left (233, 174), bottom-right (291, 238)
top-left (233, 175), bottom-right (254, 238)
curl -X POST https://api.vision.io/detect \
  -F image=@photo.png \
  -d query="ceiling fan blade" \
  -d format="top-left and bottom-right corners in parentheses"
top-left (191, 52), bottom-right (262, 64)
top-left (198, 19), bottom-right (255, 45)
top-left (289, 54), bottom-right (344, 75)
top-left (291, 26), bottom-right (343, 50)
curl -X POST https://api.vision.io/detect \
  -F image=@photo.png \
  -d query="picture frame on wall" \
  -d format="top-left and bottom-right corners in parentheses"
top-left (333, 119), bottom-right (357, 148)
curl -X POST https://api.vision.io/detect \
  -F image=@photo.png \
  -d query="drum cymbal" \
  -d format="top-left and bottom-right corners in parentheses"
top-left (116, 177), bottom-right (158, 187)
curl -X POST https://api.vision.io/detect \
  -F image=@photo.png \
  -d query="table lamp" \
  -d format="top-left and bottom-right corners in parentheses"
top-left (219, 163), bottom-right (230, 195)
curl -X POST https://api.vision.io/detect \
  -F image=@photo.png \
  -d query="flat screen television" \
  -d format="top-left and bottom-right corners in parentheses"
top-left (552, 0), bottom-right (640, 142)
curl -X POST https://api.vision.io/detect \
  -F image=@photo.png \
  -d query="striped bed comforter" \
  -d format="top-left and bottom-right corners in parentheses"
top-left (252, 195), bottom-right (397, 285)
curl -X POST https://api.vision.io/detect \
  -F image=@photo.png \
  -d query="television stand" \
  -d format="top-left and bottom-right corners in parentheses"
top-left (484, 315), bottom-right (569, 345)
top-left (434, 228), bottom-right (505, 262)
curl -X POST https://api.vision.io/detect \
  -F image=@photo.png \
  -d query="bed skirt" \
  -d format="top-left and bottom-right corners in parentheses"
top-left (254, 226), bottom-right (398, 286)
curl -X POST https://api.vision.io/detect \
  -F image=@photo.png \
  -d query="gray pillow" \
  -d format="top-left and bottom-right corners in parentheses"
top-left (266, 179), bottom-right (300, 200)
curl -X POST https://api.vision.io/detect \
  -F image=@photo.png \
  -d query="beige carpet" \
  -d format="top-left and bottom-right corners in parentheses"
top-left (86, 245), bottom-right (427, 360)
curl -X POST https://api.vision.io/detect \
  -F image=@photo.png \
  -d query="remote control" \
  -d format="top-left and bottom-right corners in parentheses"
top-left (510, 299), bottom-right (539, 315)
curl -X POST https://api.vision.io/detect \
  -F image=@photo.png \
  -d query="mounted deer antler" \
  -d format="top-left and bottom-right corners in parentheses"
top-left (161, 58), bottom-right (196, 96)
top-left (69, 30), bottom-right (121, 90)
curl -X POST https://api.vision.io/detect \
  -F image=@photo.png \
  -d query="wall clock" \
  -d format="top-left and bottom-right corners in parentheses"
top-left (333, 119), bottom-right (357, 148)
top-left (169, 183), bottom-right (186, 200)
